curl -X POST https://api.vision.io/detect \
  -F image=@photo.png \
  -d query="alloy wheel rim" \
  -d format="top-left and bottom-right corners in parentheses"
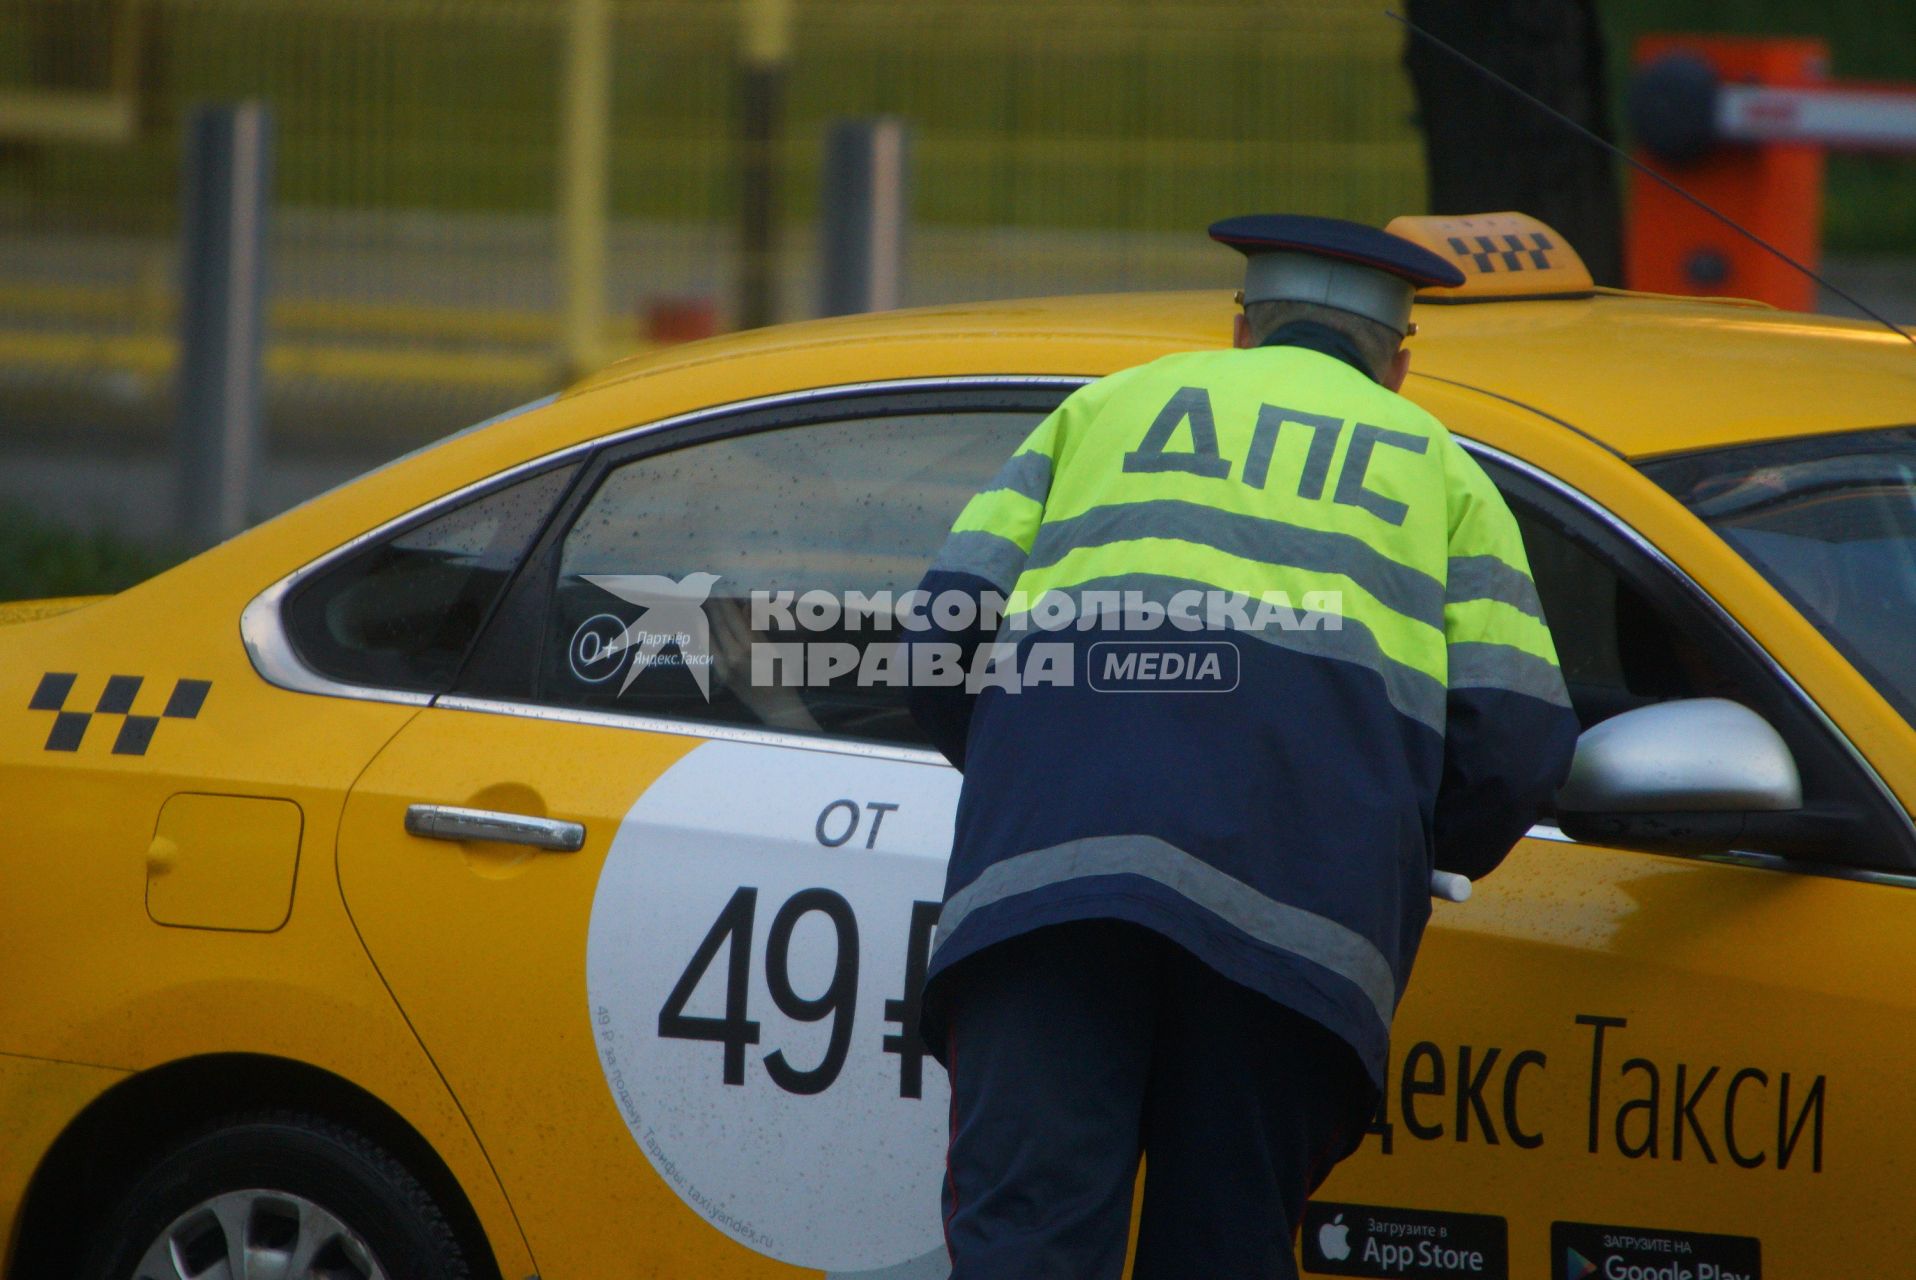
top-left (131, 1188), bottom-right (386, 1280)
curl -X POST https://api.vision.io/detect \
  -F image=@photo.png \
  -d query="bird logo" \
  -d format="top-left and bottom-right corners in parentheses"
top-left (584, 573), bottom-right (721, 700)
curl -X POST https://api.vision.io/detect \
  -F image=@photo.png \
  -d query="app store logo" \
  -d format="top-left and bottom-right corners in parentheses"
top-left (1319, 1213), bottom-right (1353, 1262)
top-left (1301, 1201), bottom-right (1507, 1278)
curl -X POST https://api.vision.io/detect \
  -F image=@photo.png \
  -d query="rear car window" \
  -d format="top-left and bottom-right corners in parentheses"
top-left (284, 463), bottom-right (576, 692)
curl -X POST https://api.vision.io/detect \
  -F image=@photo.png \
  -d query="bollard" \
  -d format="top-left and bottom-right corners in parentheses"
top-left (176, 101), bottom-right (272, 549)
top-left (819, 118), bottom-right (910, 317)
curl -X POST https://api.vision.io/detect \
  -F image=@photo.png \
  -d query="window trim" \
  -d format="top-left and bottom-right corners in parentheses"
top-left (449, 381), bottom-right (1076, 741)
top-left (243, 375), bottom-right (1916, 881)
top-left (1476, 441), bottom-right (1916, 877)
top-left (240, 375), bottom-right (1089, 708)
top-left (272, 459), bottom-right (581, 701)
top-left (1523, 821), bottom-right (1916, 891)
top-left (1639, 423), bottom-right (1916, 731)
top-left (243, 451), bottom-right (594, 707)
top-left (434, 692), bottom-right (951, 765)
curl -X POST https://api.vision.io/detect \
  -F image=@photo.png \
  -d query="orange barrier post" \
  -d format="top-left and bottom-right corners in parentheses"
top-left (1627, 36), bottom-right (1828, 311)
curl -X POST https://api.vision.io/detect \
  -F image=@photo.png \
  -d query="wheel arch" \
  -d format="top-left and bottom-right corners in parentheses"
top-left (8, 1053), bottom-right (505, 1280)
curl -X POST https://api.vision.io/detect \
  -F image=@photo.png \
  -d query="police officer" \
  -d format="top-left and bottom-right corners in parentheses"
top-left (904, 214), bottom-right (1581, 1279)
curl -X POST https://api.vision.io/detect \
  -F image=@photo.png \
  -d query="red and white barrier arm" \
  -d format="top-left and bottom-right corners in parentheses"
top-left (1716, 82), bottom-right (1916, 153)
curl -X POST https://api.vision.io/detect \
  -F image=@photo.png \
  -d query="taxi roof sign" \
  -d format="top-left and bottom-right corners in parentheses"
top-left (1384, 212), bottom-right (1594, 302)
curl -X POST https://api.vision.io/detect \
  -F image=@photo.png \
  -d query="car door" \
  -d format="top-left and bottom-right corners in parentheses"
top-left (334, 382), bottom-right (1069, 1278)
top-left (1302, 438), bottom-right (1916, 1280)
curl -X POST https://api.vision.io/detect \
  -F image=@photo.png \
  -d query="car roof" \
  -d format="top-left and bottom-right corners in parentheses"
top-left (566, 289), bottom-right (1916, 462)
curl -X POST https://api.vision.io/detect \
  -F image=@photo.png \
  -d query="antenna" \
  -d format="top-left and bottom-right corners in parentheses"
top-left (1385, 9), bottom-right (1916, 347)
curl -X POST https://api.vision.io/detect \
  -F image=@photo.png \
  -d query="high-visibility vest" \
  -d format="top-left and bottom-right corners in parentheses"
top-left (909, 340), bottom-right (1580, 1089)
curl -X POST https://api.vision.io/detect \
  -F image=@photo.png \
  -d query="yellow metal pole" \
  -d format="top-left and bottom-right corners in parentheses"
top-left (560, 0), bottom-right (612, 379)
top-left (737, 0), bottom-right (792, 329)
top-left (741, 0), bottom-right (792, 67)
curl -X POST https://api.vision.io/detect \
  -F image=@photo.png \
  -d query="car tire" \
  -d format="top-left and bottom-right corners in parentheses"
top-left (79, 1110), bottom-right (475, 1280)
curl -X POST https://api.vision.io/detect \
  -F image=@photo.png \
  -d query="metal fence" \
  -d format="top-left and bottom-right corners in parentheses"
top-left (0, 0), bottom-right (1428, 454)
top-left (6, 0), bottom-right (1916, 462)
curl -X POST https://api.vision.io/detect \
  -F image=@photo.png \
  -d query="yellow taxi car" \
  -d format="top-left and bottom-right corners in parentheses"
top-left (4, 214), bottom-right (1913, 1280)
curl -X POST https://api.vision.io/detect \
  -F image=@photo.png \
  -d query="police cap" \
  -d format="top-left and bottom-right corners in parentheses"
top-left (1209, 213), bottom-right (1466, 336)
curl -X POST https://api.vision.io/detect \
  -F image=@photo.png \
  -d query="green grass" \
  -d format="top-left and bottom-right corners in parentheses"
top-left (0, 503), bottom-right (180, 602)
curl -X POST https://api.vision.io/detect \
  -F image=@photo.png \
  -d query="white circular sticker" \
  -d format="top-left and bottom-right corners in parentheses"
top-left (587, 739), bottom-right (960, 1272)
top-left (568, 612), bottom-right (631, 684)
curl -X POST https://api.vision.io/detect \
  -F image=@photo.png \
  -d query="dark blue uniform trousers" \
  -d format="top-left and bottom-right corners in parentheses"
top-left (940, 920), bottom-right (1375, 1280)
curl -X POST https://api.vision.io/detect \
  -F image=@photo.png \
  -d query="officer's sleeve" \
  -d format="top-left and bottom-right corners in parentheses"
top-left (904, 407), bottom-right (1064, 768)
top-left (1433, 441), bottom-right (1581, 879)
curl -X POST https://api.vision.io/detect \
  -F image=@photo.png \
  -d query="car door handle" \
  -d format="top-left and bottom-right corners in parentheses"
top-left (403, 804), bottom-right (586, 853)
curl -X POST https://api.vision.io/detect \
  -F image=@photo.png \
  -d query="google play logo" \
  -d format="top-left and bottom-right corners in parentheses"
top-left (1566, 1247), bottom-right (1598, 1280)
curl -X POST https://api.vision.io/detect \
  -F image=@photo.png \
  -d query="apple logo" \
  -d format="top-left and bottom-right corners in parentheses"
top-left (1318, 1213), bottom-right (1352, 1262)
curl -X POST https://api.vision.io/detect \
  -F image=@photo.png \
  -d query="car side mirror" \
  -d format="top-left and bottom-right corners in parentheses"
top-left (1555, 698), bottom-right (1803, 854)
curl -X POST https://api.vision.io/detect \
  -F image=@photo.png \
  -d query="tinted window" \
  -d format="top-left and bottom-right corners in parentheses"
top-left (1643, 426), bottom-right (1916, 728)
top-left (1513, 505), bottom-right (1747, 731)
top-left (1495, 462), bottom-right (1913, 866)
top-left (535, 411), bottom-right (1043, 742)
top-left (285, 464), bottom-right (576, 692)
